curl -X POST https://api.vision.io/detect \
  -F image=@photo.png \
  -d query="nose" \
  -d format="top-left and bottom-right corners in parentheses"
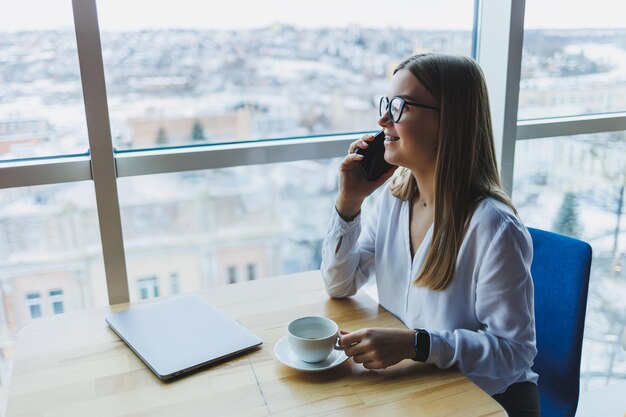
top-left (378, 113), bottom-right (392, 129)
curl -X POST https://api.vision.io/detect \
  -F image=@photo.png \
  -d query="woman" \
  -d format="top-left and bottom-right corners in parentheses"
top-left (321, 53), bottom-right (540, 417)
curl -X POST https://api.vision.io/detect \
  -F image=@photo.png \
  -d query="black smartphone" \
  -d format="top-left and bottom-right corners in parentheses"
top-left (354, 131), bottom-right (394, 181)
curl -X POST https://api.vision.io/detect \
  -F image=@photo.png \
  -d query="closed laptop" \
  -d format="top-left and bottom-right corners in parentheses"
top-left (106, 293), bottom-right (262, 380)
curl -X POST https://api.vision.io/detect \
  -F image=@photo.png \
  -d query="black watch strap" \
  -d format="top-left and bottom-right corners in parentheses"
top-left (412, 328), bottom-right (430, 362)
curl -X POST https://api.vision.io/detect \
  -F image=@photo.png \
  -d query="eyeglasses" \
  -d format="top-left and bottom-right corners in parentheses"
top-left (379, 96), bottom-right (440, 123)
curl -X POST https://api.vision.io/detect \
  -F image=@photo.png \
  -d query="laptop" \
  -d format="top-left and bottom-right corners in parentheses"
top-left (106, 293), bottom-right (263, 380)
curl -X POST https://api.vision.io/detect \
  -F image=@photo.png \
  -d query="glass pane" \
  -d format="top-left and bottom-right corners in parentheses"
top-left (118, 158), bottom-right (346, 301)
top-left (0, 0), bottom-right (89, 160)
top-left (512, 131), bottom-right (626, 398)
top-left (97, 0), bottom-right (474, 150)
top-left (52, 301), bottom-right (65, 315)
top-left (247, 263), bottom-right (257, 281)
top-left (0, 182), bottom-right (108, 407)
top-left (520, 1), bottom-right (626, 119)
top-left (227, 268), bottom-right (237, 285)
top-left (170, 273), bottom-right (180, 294)
top-left (29, 304), bottom-right (42, 319)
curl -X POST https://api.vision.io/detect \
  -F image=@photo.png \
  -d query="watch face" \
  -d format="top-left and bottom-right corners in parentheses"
top-left (414, 329), bottom-right (430, 362)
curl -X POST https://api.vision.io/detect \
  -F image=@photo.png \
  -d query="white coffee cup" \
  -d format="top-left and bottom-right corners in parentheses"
top-left (287, 316), bottom-right (342, 363)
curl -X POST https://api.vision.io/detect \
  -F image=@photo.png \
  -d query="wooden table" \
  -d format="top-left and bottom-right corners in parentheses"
top-left (6, 271), bottom-right (505, 417)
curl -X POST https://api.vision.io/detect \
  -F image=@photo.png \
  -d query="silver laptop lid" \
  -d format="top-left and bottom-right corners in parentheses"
top-left (106, 293), bottom-right (262, 379)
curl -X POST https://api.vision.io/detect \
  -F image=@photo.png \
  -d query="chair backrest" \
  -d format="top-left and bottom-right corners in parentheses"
top-left (528, 228), bottom-right (592, 417)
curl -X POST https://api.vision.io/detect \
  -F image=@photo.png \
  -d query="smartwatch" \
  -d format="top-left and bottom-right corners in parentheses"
top-left (412, 328), bottom-right (430, 362)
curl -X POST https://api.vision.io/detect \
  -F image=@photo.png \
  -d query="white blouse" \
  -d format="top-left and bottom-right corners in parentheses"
top-left (321, 185), bottom-right (538, 395)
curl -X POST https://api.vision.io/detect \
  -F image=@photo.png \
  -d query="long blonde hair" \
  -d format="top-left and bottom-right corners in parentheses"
top-left (389, 53), bottom-right (516, 291)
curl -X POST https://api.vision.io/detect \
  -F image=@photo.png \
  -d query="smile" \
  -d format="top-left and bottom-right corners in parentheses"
top-left (385, 135), bottom-right (400, 142)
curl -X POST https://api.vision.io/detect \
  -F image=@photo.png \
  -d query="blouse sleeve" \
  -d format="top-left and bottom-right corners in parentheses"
top-left (425, 219), bottom-right (537, 383)
top-left (320, 192), bottom-right (382, 298)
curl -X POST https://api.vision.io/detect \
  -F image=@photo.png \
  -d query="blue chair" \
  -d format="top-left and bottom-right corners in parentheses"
top-left (528, 228), bottom-right (592, 417)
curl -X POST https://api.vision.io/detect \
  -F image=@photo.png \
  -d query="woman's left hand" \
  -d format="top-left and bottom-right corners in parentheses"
top-left (338, 328), bottom-right (417, 369)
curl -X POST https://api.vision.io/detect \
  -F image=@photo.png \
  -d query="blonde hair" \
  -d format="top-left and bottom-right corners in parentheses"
top-left (389, 53), bottom-right (516, 291)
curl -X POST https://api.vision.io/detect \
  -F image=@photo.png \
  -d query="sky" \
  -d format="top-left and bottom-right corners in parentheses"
top-left (0, 0), bottom-right (624, 32)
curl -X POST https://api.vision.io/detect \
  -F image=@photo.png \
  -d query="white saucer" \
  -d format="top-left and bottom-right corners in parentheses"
top-left (274, 336), bottom-right (349, 373)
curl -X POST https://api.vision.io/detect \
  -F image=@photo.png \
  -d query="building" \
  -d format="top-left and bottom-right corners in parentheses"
top-left (128, 109), bottom-right (252, 147)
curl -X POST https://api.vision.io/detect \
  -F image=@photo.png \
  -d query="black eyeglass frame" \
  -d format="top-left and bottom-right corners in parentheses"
top-left (379, 96), bottom-right (440, 123)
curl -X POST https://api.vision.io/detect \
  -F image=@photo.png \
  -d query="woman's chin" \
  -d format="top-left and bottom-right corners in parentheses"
top-left (383, 152), bottom-right (399, 166)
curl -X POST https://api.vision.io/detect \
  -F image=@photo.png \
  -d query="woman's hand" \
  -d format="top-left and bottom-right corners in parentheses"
top-left (338, 328), bottom-right (416, 369)
top-left (336, 134), bottom-right (397, 221)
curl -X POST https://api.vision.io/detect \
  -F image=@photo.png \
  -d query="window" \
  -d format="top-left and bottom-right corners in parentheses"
top-left (512, 130), bottom-right (626, 390)
top-left (519, 1), bottom-right (626, 119)
top-left (516, 2), bottom-right (626, 398)
top-left (138, 277), bottom-right (160, 300)
top-left (49, 289), bottom-right (65, 315)
top-left (227, 267), bottom-right (238, 285)
top-left (25, 292), bottom-right (42, 319)
top-left (247, 263), bottom-right (257, 281)
top-left (118, 158), bottom-right (342, 292)
top-left (97, 0), bottom-right (474, 150)
top-left (170, 272), bottom-right (181, 294)
top-left (0, 0), bottom-right (89, 161)
top-left (0, 182), bottom-right (108, 328)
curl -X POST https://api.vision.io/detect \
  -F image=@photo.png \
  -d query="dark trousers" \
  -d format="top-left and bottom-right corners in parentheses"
top-left (492, 382), bottom-right (541, 417)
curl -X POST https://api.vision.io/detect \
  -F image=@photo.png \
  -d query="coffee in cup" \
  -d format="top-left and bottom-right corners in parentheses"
top-left (287, 316), bottom-right (342, 363)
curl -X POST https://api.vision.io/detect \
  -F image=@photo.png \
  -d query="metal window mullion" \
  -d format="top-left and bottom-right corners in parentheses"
top-left (115, 136), bottom-right (356, 177)
top-left (2, 109), bottom-right (624, 189)
top-left (475, 0), bottom-right (526, 196)
top-left (517, 113), bottom-right (626, 140)
top-left (72, 0), bottom-right (129, 304)
top-left (0, 157), bottom-right (92, 189)
top-left (471, 0), bottom-right (480, 59)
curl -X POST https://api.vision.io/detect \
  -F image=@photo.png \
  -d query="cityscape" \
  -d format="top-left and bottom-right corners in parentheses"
top-left (0, 24), bottom-right (625, 411)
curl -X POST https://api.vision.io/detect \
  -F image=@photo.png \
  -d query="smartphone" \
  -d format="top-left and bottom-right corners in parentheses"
top-left (354, 131), bottom-right (394, 181)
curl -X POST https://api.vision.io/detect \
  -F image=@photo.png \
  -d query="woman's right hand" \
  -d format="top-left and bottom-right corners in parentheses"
top-left (336, 134), bottom-right (397, 221)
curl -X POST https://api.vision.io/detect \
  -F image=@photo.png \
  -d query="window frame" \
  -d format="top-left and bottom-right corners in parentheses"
top-left (49, 289), bottom-right (65, 315)
top-left (25, 292), bottom-right (43, 320)
top-left (137, 276), bottom-right (160, 300)
top-left (227, 266), bottom-right (238, 285)
top-left (170, 273), bottom-right (180, 294)
top-left (247, 263), bottom-right (257, 281)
